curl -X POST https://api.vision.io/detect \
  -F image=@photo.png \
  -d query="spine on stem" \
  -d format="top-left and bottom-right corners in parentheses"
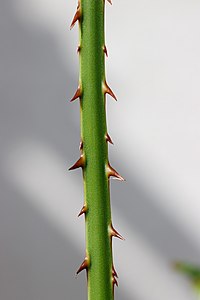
top-left (69, 1), bottom-right (124, 299)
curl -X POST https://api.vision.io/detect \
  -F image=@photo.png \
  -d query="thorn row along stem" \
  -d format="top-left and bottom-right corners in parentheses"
top-left (69, 0), bottom-right (124, 299)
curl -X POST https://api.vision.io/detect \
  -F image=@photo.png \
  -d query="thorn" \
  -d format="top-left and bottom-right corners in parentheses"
top-left (69, 155), bottom-right (84, 171)
top-left (79, 141), bottom-right (83, 151)
top-left (106, 133), bottom-right (114, 145)
top-left (112, 276), bottom-right (118, 287)
top-left (103, 81), bottom-right (117, 101)
top-left (77, 45), bottom-right (81, 53)
top-left (107, 163), bottom-right (125, 181)
top-left (110, 224), bottom-right (125, 240)
top-left (70, 86), bottom-right (81, 102)
top-left (78, 205), bottom-right (87, 217)
top-left (76, 257), bottom-right (89, 275)
top-left (70, 8), bottom-right (81, 30)
top-left (103, 45), bottom-right (108, 57)
top-left (107, 0), bottom-right (112, 4)
top-left (112, 265), bottom-right (118, 278)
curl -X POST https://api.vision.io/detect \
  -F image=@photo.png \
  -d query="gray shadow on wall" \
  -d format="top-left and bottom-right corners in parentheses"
top-left (111, 166), bottom-right (200, 263)
top-left (0, 0), bottom-right (79, 161)
top-left (0, 175), bottom-right (85, 300)
top-left (0, 174), bottom-right (138, 300)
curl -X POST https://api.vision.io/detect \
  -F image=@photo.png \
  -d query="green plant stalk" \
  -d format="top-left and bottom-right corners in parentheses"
top-left (81, 0), bottom-right (112, 298)
top-left (69, 1), bottom-right (123, 299)
top-left (81, 1), bottom-right (112, 299)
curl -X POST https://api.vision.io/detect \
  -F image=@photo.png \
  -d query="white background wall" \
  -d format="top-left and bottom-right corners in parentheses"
top-left (0, 0), bottom-right (200, 299)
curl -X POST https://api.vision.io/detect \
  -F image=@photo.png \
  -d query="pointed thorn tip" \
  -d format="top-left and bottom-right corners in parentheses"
top-left (76, 257), bottom-right (89, 275)
top-left (103, 45), bottom-right (108, 57)
top-left (112, 266), bottom-right (118, 278)
top-left (110, 224), bottom-right (125, 240)
top-left (112, 277), bottom-right (118, 287)
top-left (70, 86), bottom-right (81, 102)
top-left (107, 164), bottom-right (125, 181)
top-left (103, 82), bottom-right (117, 101)
top-left (70, 9), bottom-right (81, 30)
top-left (79, 141), bottom-right (83, 151)
top-left (77, 46), bottom-right (81, 53)
top-left (69, 156), bottom-right (84, 171)
top-left (106, 133), bottom-right (114, 145)
top-left (78, 205), bottom-right (87, 217)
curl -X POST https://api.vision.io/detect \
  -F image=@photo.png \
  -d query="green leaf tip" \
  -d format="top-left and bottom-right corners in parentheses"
top-left (174, 262), bottom-right (200, 294)
top-left (174, 262), bottom-right (200, 280)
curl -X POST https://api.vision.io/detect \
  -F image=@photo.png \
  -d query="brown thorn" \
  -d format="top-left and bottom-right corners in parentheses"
top-left (103, 81), bottom-right (117, 101)
top-left (68, 155), bottom-right (84, 171)
top-left (77, 45), bottom-right (81, 53)
top-left (112, 276), bottom-right (118, 287)
top-left (79, 141), bottom-right (83, 151)
top-left (106, 133), bottom-right (114, 145)
top-left (70, 86), bottom-right (81, 102)
top-left (110, 224), bottom-right (125, 240)
top-left (107, 0), bottom-right (112, 5)
top-left (107, 163), bottom-right (125, 181)
top-left (112, 265), bottom-right (118, 278)
top-left (70, 8), bottom-right (81, 30)
top-left (103, 45), bottom-right (108, 57)
top-left (78, 205), bottom-right (87, 217)
top-left (76, 257), bottom-right (89, 275)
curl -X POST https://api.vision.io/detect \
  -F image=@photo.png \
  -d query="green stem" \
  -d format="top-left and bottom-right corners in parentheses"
top-left (70, 1), bottom-right (122, 299)
top-left (80, 1), bottom-right (113, 300)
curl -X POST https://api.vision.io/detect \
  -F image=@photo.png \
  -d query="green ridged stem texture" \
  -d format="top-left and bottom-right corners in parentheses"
top-left (70, 1), bottom-right (122, 299)
top-left (81, 1), bottom-right (112, 299)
